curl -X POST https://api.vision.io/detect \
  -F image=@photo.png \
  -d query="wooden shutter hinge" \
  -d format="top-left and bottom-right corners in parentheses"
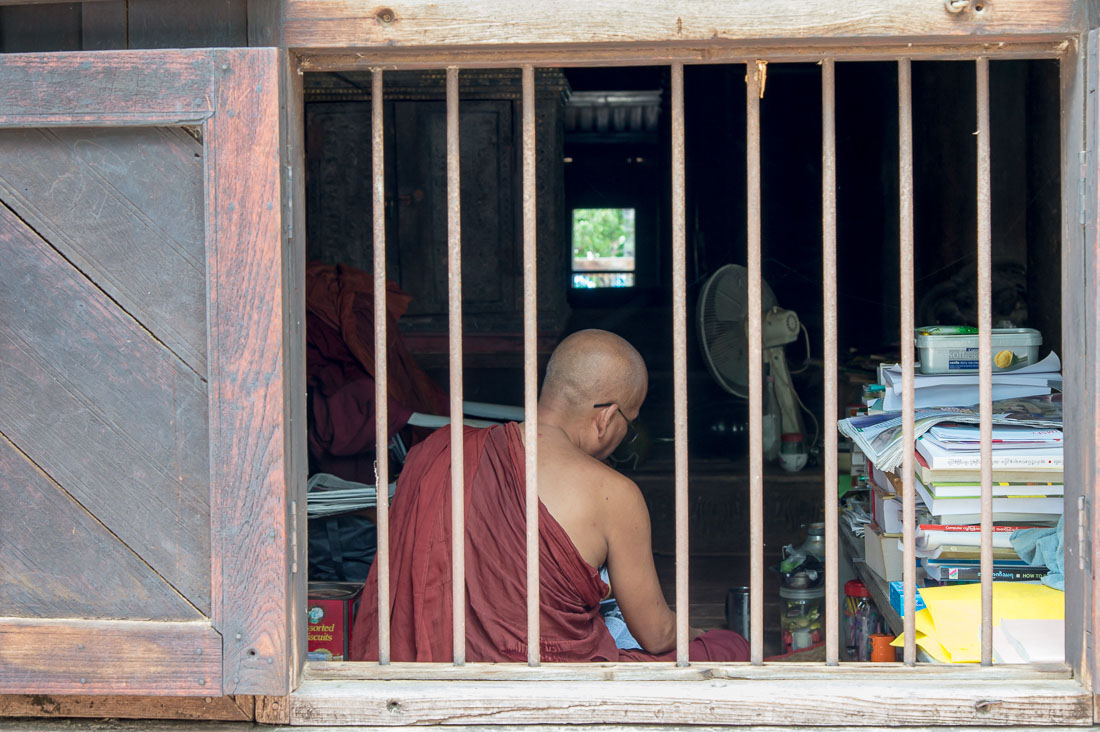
top-left (1078, 495), bottom-right (1088, 571)
top-left (285, 162), bottom-right (294, 240)
top-left (1079, 150), bottom-right (1088, 226)
top-left (290, 499), bottom-right (299, 574)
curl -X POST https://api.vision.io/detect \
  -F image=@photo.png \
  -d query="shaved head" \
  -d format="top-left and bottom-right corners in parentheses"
top-left (540, 330), bottom-right (647, 416)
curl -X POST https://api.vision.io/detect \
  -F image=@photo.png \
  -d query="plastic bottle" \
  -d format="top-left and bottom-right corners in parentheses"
top-left (762, 375), bottom-right (780, 462)
top-left (844, 579), bottom-right (884, 661)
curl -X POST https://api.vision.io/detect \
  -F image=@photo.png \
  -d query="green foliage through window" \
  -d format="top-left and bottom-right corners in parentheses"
top-left (571, 208), bottom-right (635, 289)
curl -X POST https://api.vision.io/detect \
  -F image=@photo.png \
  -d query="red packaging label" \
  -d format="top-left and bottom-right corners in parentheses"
top-left (307, 583), bottom-right (361, 662)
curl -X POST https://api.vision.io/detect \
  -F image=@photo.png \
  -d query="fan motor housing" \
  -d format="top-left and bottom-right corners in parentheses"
top-left (762, 307), bottom-right (800, 348)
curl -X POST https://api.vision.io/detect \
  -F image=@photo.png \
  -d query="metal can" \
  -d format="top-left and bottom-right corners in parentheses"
top-left (725, 586), bottom-right (751, 641)
top-left (307, 581), bottom-right (363, 662)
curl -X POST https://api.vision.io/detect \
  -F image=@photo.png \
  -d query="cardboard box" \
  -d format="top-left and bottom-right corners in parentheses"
top-left (307, 582), bottom-right (362, 661)
top-left (871, 483), bottom-right (904, 535)
top-left (863, 524), bottom-right (903, 582)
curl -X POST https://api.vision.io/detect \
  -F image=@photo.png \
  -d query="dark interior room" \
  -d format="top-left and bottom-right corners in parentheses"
top-left (302, 59), bottom-right (1062, 656)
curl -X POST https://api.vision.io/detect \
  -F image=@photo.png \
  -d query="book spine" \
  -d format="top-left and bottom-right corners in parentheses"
top-left (919, 524), bottom-right (1034, 533)
top-left (935, 566), bottom-right (1049, 581)
top-left (924, 453), bottom-right (1063, 470)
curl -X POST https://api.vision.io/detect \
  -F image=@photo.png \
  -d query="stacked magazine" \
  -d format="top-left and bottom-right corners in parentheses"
top-left (839, 392), bottom-right (1063, 586)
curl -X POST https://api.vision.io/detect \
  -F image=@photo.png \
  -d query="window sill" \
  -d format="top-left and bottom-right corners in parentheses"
top-left (269, 663), bottom-right (1091, 726)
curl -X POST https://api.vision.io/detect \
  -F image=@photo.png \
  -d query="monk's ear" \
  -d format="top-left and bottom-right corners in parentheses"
top-left (594, 403), bottom-right (616, 438)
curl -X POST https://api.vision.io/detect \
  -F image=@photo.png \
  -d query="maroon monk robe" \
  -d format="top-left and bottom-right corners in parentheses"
top-left (350, 422), bottom-right (749, 662)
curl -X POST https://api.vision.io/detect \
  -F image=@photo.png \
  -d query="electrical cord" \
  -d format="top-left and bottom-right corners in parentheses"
top-left (773, 351), bottom-right (821, 455)
top-left (788, 322), bottom-right (812, 375)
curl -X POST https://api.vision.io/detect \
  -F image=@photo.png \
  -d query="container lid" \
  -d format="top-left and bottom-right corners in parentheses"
top-left (844, 579), bottom-right (871, 598)
top-left (308, 581), bottom-right (364, 600)
top-left (779, 585), bottom-right (826, 600)
top-left (914, 326), bottom-right (1042, 346)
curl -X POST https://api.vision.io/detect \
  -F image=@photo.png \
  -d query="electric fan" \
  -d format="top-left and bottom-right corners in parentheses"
top-left (697, 264), bottom-right (812, 460)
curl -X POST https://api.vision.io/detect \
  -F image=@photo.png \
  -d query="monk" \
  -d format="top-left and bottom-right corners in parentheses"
top-left (350, 329), bottom-right (749, 662)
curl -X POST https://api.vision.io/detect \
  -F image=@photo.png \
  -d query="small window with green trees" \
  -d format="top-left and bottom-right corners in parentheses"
top-left (571, 208), bottom-right (636, 288)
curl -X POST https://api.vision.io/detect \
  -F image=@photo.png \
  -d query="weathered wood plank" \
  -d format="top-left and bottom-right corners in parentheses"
top-left (0, 724), bottom-right (1096, 732)
top-left (1062, 31), bottom-right (1093, 695)
top-left (0, 203), bottom-right (211, 614)
top-left (303, 660), bottom-right (1074, 682)
top-left (285, 678), bottom-right (1093, 727)
top-left (283, 0), bottom-right (1085, 50)
top-left (297, 42), bottom-right (1071, 73)
top-left (128, 0), bottom-right (248, 49)
top-left (256, 695), bottom-right (290, 725)
top-left (0, 694), bottom-right (253, 721)
top-left (0, 127), bottom-right (207, 374)
top-left (280, 49), bottom-right (310, 692)
top-left (1083, 27), bottom-right (1100, 702)
top-left (0, 436), bottom-right (201, 621)
top-left (0, 619), bottom-right (220, 696)
top-left (0, 51), bottom-right (215, 123)
top-left (206, 47), bottom-right (294, 696)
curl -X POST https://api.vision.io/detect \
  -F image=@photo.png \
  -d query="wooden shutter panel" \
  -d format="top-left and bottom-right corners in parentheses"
top-left (1071, 27), bottom-right (1100, 700)
top-left (0, 48), bottom-right (303, 697)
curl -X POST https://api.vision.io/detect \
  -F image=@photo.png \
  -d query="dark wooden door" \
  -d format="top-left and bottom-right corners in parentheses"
top-left (393, 99), bottom-right (516, 321)
top-left (0, 49), bottom-right (304, 696)
top-left (304, 96), bottom-right (518, 327)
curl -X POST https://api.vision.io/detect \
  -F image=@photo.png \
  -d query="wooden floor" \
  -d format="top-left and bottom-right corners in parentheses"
top-left (637, 452), bottom-right (827, 659)
top-left (654, 553), bottom-right (785, 658)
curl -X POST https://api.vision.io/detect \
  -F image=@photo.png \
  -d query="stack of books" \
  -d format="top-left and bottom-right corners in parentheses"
top-left (855, 414), bottom-right (1063, 587)
top-left (909, 421), bottom-right (1061, 586)
top-left (840, 370), bottom-right (1063, 587)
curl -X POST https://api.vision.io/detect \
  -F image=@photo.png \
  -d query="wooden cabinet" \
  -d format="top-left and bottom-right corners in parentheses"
top-left (305, 70), bottom-right (571, 338)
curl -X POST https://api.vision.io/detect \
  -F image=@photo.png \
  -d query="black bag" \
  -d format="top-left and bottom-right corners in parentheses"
top-left (307, 513), bottom-right (377, 583)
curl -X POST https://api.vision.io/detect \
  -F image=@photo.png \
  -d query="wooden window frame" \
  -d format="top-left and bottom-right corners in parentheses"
top-left (264, 1), bottom-right (1099, 726)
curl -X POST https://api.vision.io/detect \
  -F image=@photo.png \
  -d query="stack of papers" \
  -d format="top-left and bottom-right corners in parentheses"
top-left (880, 353), bottom-right (1062, 411)
top-left (890, 582), bottom-right (1064, 663)
top-left (307, 473), bottom-right (398, 518)
top-left (837, 394), bottom-right (1063, 474)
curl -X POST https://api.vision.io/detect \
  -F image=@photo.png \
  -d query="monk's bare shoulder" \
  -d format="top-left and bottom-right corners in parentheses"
top-left (583, 459), bottom-right (648, 529)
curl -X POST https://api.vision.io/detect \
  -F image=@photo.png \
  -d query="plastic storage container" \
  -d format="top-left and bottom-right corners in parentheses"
top-left (798, 522), bottom-right (826, 562)
top-left (914, 326), bottom-right (1041, 374)
top-left (779, 585), bottom-right (824, 653)
top-left (779, 432), bottom-right (807, 472)
top-left (843, 579), bottom-right (884, 661)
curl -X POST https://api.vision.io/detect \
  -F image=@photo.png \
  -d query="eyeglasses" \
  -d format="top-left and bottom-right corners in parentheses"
top-left (593, 402), bottom-right (639, 445)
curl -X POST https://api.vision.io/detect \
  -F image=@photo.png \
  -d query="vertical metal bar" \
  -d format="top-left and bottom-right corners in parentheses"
top-left (746, 60), bottom-right (764, 666)
top-left (976, 56), bottom-right (994, 666)
top-left (446, 65), bottom-right (466, 666)
top-left (521, 64), bottom-right (541, 667)
top-left (371, 67), bottom-right (391, 666)
top-left (670, 61), bottom-right (690, 666)
top-left (821, 58), bottom-right (839, 667)
top-left (898, 58), bottom-right (917, 666)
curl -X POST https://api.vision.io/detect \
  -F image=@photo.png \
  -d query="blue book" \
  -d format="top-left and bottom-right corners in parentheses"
top-left (889, 581), bottom-right (927, 617)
